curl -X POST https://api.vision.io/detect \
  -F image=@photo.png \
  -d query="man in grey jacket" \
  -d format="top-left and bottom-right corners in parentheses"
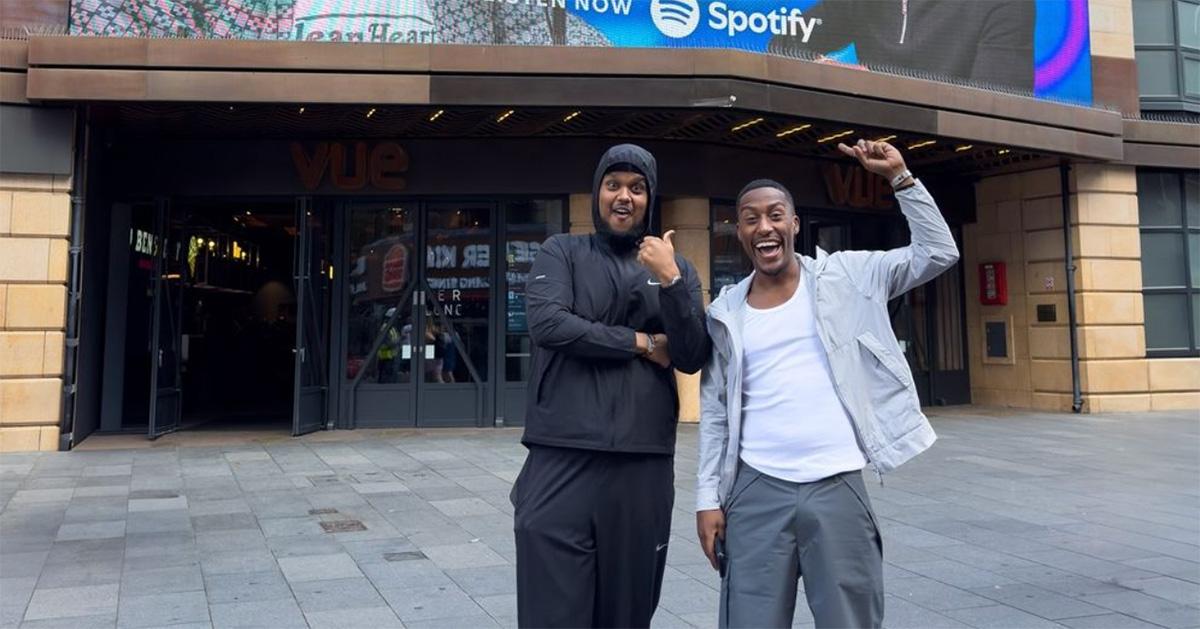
top-left (695, 139), bottom-right (959, 629)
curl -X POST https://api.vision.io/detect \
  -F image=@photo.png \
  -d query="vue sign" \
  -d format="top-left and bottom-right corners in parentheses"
top-left (290, 141), bottom-right (409, 191)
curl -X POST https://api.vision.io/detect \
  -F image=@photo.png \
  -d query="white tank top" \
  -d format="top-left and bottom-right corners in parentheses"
top-left (739, 278), bottom-right (866, 483)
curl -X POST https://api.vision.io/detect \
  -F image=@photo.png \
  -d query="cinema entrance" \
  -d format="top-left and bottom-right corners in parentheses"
top-left (340, 198), bottom-right (565, 429)
top-left (92, 197), bottom-right (331, 438)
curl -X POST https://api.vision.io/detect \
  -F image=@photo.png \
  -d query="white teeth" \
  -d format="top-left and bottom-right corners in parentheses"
top-left (755, 242), bottom-right (780, 250)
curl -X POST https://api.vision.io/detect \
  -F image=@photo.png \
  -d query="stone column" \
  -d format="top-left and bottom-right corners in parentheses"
top-left (966, 163), bottom-right (1198, 412)
top-left (0, 174), bottom-right (71, 451)
top-left (569, 194), bottom-right (592, 235)
top-left (660, 197), bottom-right (711, 423)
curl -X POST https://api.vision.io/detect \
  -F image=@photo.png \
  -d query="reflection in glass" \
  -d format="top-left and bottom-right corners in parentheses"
top-left (1142, 232), bottom-right (1187, 288)
top-left (504, 200), bottom-right (564, 381)
top-left (347, 206), bottom-right (415, 384)
top-left (711, 203), bottom-right (753, 297)
top-left (1146, 293), bottom-right (1191, 350)
top-left (424, 206), bottom-right (491, 384)
top-left (1139, 171), bottom-right (1185, 227)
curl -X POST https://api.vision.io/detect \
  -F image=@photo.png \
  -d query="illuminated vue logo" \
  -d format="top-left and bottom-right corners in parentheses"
top-left (652, 0), bottom-right (701, 38)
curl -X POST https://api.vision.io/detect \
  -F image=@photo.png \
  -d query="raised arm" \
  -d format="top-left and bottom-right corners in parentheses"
top-left (836, 140), bottom-right (959, 299)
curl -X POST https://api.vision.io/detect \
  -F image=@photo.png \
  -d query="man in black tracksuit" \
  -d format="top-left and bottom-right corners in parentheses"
top-left (514, 144), bottom-right (711, 628)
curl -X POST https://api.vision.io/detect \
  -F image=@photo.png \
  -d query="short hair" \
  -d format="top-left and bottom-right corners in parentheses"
top-left (737, 179), bottom-right (794, 211)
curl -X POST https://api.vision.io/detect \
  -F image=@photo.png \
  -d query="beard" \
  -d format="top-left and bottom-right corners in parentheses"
top-left (597, 218), bottom-right (646, 253)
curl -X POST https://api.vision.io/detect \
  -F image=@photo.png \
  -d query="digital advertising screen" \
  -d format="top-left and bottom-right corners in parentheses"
top-left (68, 0), bottom-right (1092, 104)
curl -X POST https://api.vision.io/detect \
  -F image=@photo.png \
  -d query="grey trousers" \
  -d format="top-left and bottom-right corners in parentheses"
top-left (720, 463), bottom-right (884, 629)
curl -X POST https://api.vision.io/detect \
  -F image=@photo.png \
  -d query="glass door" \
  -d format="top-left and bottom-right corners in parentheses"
top-left (292, 198), bottom-right (331, 435)
top-left (416, 203), bottom-right (493, 426)
top-left (148, 199), bottom-right (184, 438)
top-left (497, 200), bottom-right (565, 426)
top-left (345, 203), bottom-right (420, 427)
top-left (805, 216), bottom-right (851, 256)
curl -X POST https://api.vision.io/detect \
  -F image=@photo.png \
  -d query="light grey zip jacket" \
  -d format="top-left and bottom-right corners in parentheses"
top-left (696, 181), bottom-right (958, 512)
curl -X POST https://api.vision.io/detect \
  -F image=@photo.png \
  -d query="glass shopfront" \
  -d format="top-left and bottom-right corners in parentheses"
top-left (341, 198), bottom-right (565, 428)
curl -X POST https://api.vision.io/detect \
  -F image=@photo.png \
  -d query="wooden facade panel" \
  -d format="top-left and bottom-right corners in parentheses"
top-left (761, 54), bottom-right (1122, 137)
top-left (691, 49), bottom-right (769, 82)
top-left (24, 37), bottom-right (1124, 138)
top-left (1124, 119), bottom-right (1200, 147)
top-left (1091, 55), bottom-right (1140, 115)
top-left (1123, 142), bottom-right (1200, 168)
top-left (428, 75), bottom-right (698, 108)
top-left (428, 45), bottom-right (695, 76)
top-left (1, 41), bottom-right (29, 70)
top-left (937, 111), bottom-right (1124, 161)
top-left (768, 84), bottom-right (939, 137)
top-left (29, 37), bottom-right (149, 67)
top-left (145, 71), bottom-right (430, 104)
top-left (0, 74), bottom-right (29, 105)
top-left (27, 68), bottom-right (147, 100)
top-left (144, 39), bottom-right (431, 72)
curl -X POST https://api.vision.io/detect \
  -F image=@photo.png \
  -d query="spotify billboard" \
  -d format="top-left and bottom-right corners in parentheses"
top-left (69, 0), bottom-right (1092, 104)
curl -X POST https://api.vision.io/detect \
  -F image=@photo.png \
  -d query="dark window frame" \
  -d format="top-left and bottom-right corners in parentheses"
top-left (1140, 169), bottom-right (1200, 357)
top-left (1135, 0), bottom-right (1200, 112)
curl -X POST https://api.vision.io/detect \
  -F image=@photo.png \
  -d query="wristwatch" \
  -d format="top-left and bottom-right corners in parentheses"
top-left (890, 169), bottom-right (914, 189)
top-left (642, 332), bottom-right (656, 356)
top-left (646, 274), bottom-right (683, 287)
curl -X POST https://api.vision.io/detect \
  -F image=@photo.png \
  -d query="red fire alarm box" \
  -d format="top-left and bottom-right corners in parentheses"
top-left (979, 262), bottom-right (1008, 305)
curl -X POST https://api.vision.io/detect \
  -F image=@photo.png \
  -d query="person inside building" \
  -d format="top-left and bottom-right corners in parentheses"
top-left (696, 140), bottom-right (959, 628)
top-left (514, 144), bottom-right (711, 628)
top-left (770, 0), bottom-right (1035, 92)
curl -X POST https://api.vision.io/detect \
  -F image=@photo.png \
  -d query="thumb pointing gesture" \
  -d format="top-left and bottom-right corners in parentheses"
top-left (638, 229), bottom-right (682, 285)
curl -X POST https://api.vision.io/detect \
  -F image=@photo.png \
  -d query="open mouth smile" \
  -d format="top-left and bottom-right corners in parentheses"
top-left (754, 239), bottom-right (783, 258)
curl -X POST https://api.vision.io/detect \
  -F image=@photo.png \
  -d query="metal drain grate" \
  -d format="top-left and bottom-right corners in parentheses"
top-left (383, 551), bottom-right (427, 562)
top-left (320, 520), bottom-right (367, 533)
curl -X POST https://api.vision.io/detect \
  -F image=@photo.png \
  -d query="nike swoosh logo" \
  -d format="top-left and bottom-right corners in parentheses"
top-left (656, 543), bottom-right (669, 552)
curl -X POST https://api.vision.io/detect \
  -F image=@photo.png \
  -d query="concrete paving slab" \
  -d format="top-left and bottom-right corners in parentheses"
top-left (0, 410), bottom-right (1194, 629)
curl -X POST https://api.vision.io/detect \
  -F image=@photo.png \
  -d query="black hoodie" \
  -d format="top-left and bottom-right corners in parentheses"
top-left (522, 144), bottom-right (711, 454)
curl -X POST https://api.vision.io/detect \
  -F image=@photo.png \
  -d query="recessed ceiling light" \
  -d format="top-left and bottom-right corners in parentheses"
top-left (775, 124), bottom-right (811, 138)
top-left (818, 130), bottom-right (855, 143)
top-left (731, 118), bottom-right (764, 132)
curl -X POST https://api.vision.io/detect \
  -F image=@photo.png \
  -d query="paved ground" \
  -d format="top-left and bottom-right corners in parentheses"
top-left (1, 408), bottom-right (1197, 629)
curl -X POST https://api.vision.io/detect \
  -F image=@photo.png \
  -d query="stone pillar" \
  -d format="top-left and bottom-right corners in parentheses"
top-left (1071, 164), bottom-right (1152, 411)
top-left (660, 197), bottom-right (711, 423)
top-left (1088, 0), bottom-right (1139, 114)
top-left (569, 194), bottom-right (592, 235)
top-left (0, 174), bottom-right (71, 451)
top-left (966, 163), bottom-right (1198, 412)
top-left (965, 170), bottom-right (1038, 408)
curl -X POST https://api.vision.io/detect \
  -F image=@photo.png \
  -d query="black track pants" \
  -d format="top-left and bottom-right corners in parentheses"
top-left (512, 445), bottom-right (675, 628)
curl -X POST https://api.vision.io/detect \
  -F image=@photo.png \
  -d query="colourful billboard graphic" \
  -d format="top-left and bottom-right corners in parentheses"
top-left (68, 0), bottom-right (1092, 104)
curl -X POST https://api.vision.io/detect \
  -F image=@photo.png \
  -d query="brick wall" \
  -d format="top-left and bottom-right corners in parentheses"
top-left (0, 174), bottom-right (70, 451)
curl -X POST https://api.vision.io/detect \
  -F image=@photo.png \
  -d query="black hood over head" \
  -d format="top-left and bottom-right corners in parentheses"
top-left (591, 144), bottom-right (658, 253)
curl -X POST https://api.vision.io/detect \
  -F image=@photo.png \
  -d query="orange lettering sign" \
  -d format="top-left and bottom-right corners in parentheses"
top-left (291, 141), bottom-right (409, 191)
top-left (821, 164), bottom-right (894, 211)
